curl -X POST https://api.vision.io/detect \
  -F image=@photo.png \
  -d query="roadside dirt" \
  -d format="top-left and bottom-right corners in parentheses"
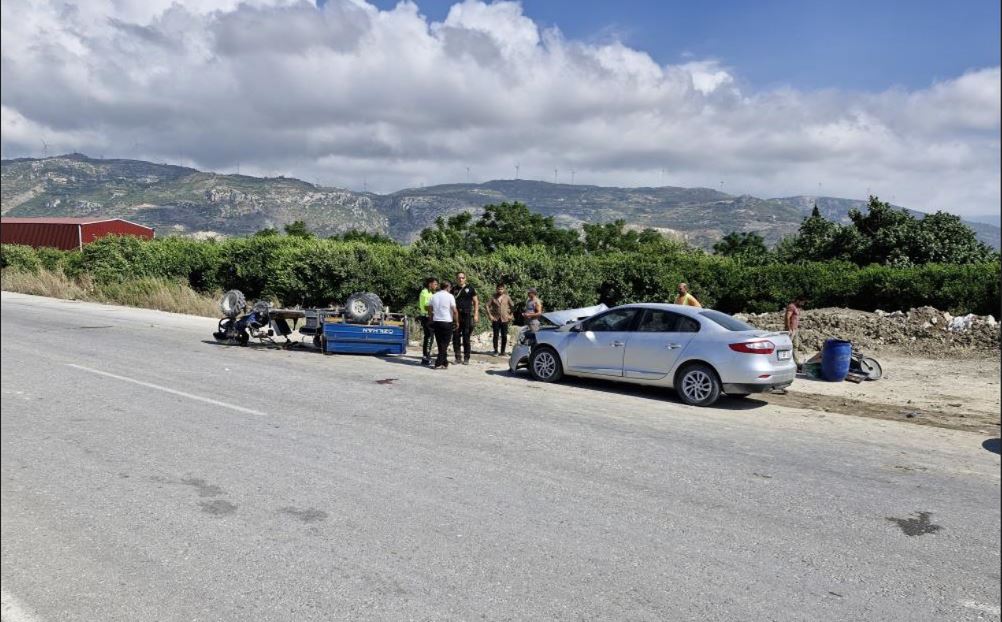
top-left (760, 354), bottom-right (1000, 435)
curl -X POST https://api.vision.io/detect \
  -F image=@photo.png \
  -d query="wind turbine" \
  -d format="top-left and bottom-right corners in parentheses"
top-left (570, 170), bottom-right (576, 185)
top-left (553, 168), bottom-right (558, 184)
top-left (514, 163), bottom-right (520, 180)
top-left (40, 139), bottom-right (48, 158)
top-left (466, 166), bottom-right (471, 183)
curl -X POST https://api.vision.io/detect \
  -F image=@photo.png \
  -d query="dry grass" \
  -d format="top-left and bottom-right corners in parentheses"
top-left (1, 268), bottom-right (220, 318)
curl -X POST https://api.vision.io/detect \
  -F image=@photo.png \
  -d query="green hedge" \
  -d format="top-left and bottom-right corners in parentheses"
top-left (3, 237), bottom-right (999, 316)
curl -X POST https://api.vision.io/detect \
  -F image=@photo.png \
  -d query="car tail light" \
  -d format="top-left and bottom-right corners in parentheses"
top-left (729, 340), bottom-right (776, 354)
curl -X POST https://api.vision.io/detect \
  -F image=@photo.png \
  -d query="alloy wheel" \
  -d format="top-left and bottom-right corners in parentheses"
top-left (682, 370), bottom-right (713, 402)
top-left (533, 351), bottom-right (557, 379)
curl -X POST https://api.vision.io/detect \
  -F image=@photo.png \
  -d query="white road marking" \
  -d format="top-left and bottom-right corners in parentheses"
top-left (1, 589), bottom-right (43, 622)
top-left (66, 364), bottom-right (267, 417)
top-left (959, 600), bottom-right (1002, 616)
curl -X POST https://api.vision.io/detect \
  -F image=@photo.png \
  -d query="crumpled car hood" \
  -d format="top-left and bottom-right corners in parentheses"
top-left (542, 303), bottom-right (608, 327)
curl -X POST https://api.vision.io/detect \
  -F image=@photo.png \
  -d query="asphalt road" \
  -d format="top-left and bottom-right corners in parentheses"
top-left (1, 292), bottom-right (999, 621)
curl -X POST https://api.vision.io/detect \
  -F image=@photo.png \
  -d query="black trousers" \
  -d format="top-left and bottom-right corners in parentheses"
top-left (492, 320), bottom-right (510, 353)
top-left (419, 316), bottom-right (434, 360)
top-left (433, 321), bottom-right (454, 367)
top-left (452, 310), bottom-right (474, 360)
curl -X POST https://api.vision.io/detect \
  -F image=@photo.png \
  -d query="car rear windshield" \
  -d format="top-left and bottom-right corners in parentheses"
top-left (700, 310), bottom-right (755, 331)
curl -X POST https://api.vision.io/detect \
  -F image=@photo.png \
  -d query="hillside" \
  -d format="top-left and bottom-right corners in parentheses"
top-left (2, 154), bottom-right (998, 249)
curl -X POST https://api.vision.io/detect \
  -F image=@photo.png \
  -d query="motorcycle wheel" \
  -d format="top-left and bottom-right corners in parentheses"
top-left (859, 356), bottom-right (882, 380)
top-left (214, 318), bottom-right (234, 342)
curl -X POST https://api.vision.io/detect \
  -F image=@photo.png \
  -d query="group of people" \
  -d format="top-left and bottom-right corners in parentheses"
top-left (418, 273), bottom-right (544, 369)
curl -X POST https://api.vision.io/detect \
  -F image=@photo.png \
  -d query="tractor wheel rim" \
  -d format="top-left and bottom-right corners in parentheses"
top-left (350, 300), bottom-right (367, 314)
top-left (533, 352), bottom-right (556, 378)
top-left (682, 370), bottom-right (712, 401)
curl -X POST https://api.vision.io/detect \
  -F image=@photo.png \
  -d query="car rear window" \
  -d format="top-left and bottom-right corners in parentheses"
top-left (699, 310), bottom-right (755, 331)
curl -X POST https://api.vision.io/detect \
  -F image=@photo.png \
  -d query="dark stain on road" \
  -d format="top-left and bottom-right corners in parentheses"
top-left (752, 472), bottom-right (773, 479)
top-left (181, 477), bottom-right (224, 497)
top-left (375, 378), bottom-right (398, 385)
top-left (199, 499), bottom-right (237, 516)
top-left (886, 511), bottom-right (942, 536)
top-left (76, 325), bottom-right (113, 330)
top-left (279, 507), bottom-right (328, 523)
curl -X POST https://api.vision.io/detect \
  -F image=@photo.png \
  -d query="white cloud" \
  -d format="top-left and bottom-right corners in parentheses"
top-left (1, 0), bottom-right (998, 217)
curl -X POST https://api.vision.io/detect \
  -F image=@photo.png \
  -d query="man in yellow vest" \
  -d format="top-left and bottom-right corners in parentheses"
top-left (675, 282), bottom-right (702, 307)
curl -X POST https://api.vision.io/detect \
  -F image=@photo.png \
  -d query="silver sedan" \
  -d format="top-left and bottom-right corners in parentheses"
top-left (509, 303), bottom-right (795, 406)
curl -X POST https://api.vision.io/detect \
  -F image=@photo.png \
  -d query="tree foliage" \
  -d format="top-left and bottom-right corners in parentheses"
top-left (417, 202), bottom-right (581, 255)
top-left (4, 236), bottom-right (998, 317)
top-left (778, 197), bottom-right (993, 266)
top-left (712, 231), bottom-right (770, 263)
top-left (582, 220), bottom-right (664, 253)
top-left (282, 220), bottom-right (314, 239)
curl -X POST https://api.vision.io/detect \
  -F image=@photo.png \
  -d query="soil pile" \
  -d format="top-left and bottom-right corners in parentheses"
top-left (738, 307), bottom-right (999, 356)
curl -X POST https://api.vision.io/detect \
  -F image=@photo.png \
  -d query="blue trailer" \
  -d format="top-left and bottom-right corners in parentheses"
top-left (321, 315), bottom-right (408, 355)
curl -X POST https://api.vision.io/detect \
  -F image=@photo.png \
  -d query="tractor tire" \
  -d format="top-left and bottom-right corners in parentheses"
top-left (219, 290), bottom-right (246, 318)
top-left (345, 292), bottom-right (381, 324)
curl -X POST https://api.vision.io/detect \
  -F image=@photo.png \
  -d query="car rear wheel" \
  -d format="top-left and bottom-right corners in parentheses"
top-left (676, 363), bottom-right (722, 407)
top-left (529, 347), bottom-right (563, 383)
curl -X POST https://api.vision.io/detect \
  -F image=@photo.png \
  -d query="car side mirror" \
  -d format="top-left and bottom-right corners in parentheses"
top-left (570, 323), bottom-right (583, 332)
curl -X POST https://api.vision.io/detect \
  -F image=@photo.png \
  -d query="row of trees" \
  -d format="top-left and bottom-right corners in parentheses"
top-left (3, 235), bottom-right (998, 315)
top-left (267, 197), bottom-right (995, 268)
top-left (713, 197), bottom-right (995, 266)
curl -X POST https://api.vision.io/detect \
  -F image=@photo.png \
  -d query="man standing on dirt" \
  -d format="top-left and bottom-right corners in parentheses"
top-left (452, 272), bottom-right (479, 365)
top-left (675, 282), bottom-right (702, 307)
top-left (487, 283), bottom-right (514, 356)
top-left (785, 296), bottom-right (805, 366)
top-left (428, 280), bottom-right (458, 370)
top-left (418, 277), bottom-right (438, 366)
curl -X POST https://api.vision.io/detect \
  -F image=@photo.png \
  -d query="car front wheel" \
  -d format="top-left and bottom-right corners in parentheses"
top-left (676, 363), bottom-right (722, 406)
top-left (529, 347), bottom-right (563, 383)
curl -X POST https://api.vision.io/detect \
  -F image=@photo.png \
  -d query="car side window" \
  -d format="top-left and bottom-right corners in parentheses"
top-left (636, 309), bottom-right (701, 333)
top-left (582, 309), bottom-right (638, 332)
top-left (677, 316), bottom-right (700, 333)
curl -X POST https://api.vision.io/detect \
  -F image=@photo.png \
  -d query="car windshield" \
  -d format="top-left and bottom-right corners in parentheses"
top-left (699, 310), bottom-right (756, 331)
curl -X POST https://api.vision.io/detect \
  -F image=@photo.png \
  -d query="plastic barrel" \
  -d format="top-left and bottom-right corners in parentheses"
top-left (821, 339), bottom-right (852, 382)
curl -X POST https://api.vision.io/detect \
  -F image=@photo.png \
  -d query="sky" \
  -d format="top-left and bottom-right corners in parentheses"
top-left (1, 0), bottom-right (999, 217)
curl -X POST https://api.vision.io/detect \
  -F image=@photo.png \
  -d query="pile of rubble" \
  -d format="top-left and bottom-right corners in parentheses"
top-left (737, 306), bottom-right (1000, 356)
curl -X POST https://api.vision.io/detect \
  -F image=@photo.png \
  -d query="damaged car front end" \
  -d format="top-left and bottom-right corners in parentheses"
top-left (508, 303), bottom-right (609, 372)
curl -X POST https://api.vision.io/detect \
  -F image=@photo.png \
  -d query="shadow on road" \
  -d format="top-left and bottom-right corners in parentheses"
top-left (983, 438), bottom-right (1000, 454)
top-left (375, 355), bottom-right (429, 368)
top-left (493, 369), bottom-right (767, 411)
top-left (200, 339), bottom-right (320, 353)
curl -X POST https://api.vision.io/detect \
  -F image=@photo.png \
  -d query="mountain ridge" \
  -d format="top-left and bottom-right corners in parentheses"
top-left (2, 154), bottom-right (998, 250)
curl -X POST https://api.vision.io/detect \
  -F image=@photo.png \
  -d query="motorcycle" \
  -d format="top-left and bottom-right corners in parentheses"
top-left (849, 346), bottom-right (882, 380)
top-left (213, 290), bottom-right (293, 345)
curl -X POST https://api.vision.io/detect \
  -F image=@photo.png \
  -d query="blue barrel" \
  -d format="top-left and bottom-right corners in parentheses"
top-left (821, 339), bottom-right (852, 381)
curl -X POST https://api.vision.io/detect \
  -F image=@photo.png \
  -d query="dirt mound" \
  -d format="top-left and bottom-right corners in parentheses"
top-left (737, 307), bottom-right (1000, 356)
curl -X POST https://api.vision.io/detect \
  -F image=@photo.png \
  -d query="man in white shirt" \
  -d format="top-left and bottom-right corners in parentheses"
top-left (427, 281), bottom-right (459, 369)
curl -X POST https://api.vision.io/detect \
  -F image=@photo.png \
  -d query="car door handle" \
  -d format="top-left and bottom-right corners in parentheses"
top-left (611, 341), bottom-right (625, 347)
top-left (665, 343), bottom-right (683, 349)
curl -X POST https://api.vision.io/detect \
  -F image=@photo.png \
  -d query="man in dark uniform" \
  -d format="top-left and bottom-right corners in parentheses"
top-left (451, 271), bottom-right (479, 365)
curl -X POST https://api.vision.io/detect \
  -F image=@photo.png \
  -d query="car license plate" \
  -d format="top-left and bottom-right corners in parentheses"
top-left (778, 350), bottom-right (791, 360)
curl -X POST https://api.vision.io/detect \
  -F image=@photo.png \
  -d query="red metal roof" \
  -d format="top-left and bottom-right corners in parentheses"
top-left (1, 216), bottom-right (153, 230)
